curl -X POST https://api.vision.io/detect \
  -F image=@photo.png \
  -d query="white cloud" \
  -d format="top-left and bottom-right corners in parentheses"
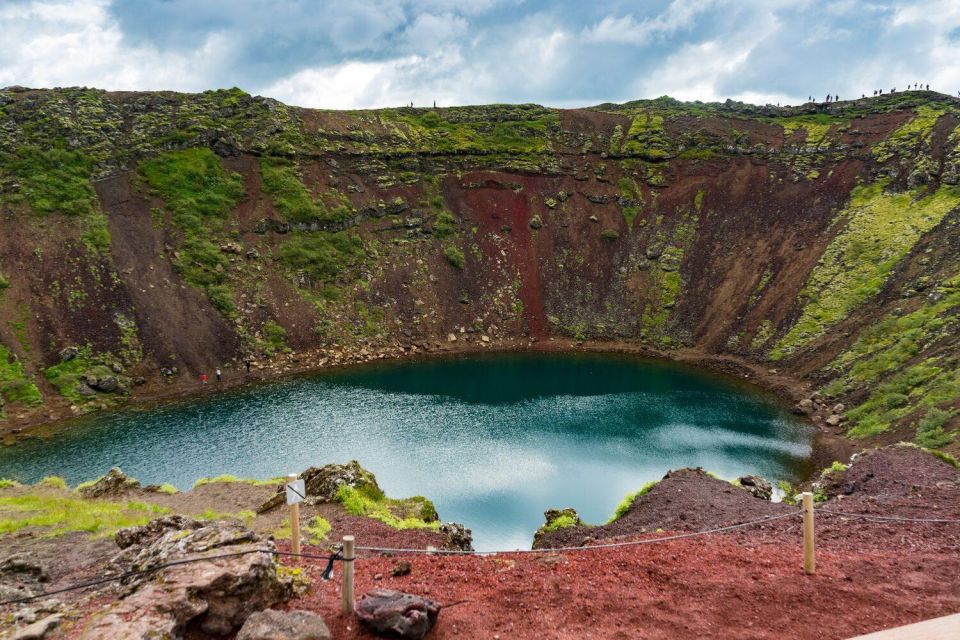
top-left (583, 0), bottom-right (719, 45)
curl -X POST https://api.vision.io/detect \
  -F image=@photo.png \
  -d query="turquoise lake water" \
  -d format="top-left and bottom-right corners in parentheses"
top-left (0, 352), bottom-right (812, 550)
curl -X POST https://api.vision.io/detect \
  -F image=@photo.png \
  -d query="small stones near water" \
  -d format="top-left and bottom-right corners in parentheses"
top-left (76, 467), bottom-right (140, 499)
top-left (737, 475), bottom-right (773, 500)
top-left (792, 398), bottom-right (814, 415)
top-left (825, 414), bottom-right (842, 427)
top-left (237, 610), bottom-right (331, 640)
top-left (356, 589), bottom-right (440, 640)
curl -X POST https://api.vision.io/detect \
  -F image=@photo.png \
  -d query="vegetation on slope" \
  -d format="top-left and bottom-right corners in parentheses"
top-left (772, 180), bottom-right (960, 359)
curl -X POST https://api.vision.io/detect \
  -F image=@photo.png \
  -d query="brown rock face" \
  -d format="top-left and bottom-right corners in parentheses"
top-left (79, 518), bottom-right (294, 640)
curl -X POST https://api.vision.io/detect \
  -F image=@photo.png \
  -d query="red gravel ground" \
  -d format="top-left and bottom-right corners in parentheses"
top-left (277, 447), bottom-right (960, 640)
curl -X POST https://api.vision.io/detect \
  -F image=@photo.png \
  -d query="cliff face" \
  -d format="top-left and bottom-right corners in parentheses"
top-left (0, 87), bottom-right (958, 449)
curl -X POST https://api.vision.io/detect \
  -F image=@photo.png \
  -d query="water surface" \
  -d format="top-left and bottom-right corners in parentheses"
top-left (0, 352), bottom-right (812, 550)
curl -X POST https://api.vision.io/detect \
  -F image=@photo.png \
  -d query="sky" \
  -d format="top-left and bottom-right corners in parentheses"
top-left (1, 0), bottom-right (959, 109)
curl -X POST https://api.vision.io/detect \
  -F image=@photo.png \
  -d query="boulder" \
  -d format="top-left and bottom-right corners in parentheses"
top-left (81, 519), bottom-right (293, 640)
top-left (529, 215), bottom-right (543, 230)
top-left (792, 398), bottom-right (815, 415)
top-left (257, 461), bottom-right (379, 513)
top-left (77, 468), bottom-right (140, 499)
top-left (439, 522), bottom-right (473, 552)
top-left (825, 414), bottom-right (842, 427)
top-left (737, 475), bottom-right (773, 500)
top-left (58, 347), bottom-right (78, 362)
top-left (355, 589), bottom-right (440, 640)
top-left (91, 376), bottom-right (119, 393)
top-left (237, 610), bottom-right (331, 640)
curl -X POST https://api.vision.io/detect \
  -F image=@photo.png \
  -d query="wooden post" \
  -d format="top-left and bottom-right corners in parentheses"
top-left (288, 473), bottom-right (301, 557)
top-left (342, 535), bottom-right (355, 614)
top-left (801, 491), bottom-right (815, 575)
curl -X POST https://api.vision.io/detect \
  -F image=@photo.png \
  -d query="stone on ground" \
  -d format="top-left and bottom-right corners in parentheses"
top-left (76, 467), bottom-right (140, 498)
top-left (355, 589), bottom-right (440, 640)
top-left (237, 609), bottom-right (331, 640)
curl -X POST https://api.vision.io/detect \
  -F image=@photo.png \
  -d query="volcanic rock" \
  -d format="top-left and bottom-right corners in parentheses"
top-left (355, 589), bottom-right (440, 640)
top-left (76, 468), bottom-right (140, 499)
top-left (737, 475), bottom-right (773, 500)
top-left (439, 522), bottom-right (473, 552)
top-left (257, 460), bottom-right (379, 513)
top-left (81, 519), bottom-right (293, 639)
top-left (237, 610), bottom-right (331, 640)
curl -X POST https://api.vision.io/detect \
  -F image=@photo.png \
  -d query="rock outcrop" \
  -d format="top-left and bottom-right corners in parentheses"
top-left (257, 460), bottom-right (380, 513)
top-left (79, 518), bottom-right (294, 640)
top-left (76, 468), bottom-right (140, 499)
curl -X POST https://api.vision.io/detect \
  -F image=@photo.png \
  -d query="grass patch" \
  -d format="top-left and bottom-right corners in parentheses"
top-left (0, 479), bottom-right (21, 489)
top-left (259, 156), bottom-right (353, 224)
top-left (138, 148), bottom-right (244, 312)
top-left (914, 408), bottom-right (956, 449)
top-left (192, 475), bottom-right (281, 488)
top-left (335, 485), bottom-right (439, 531)
top-left (607, 481), bottom-right (658, 523)
top-left (2, 145), bottom-right (98, 216)
top-left (443, 246), bottom-right (465, 270)
top-left (37, 476), bottom-right (68, 490)
top-left (42, 345), bottom-right (117, 405)
top-left (542, 513), bottom-right (579, 532)
top-left (262, 320), bottom-right (289, 356)
top-left (0, 345), bottom-right (42, 409)
top-left (277, 232), bottom-right (365, 286)
top-left (0, 493), bottom-right (170, 538)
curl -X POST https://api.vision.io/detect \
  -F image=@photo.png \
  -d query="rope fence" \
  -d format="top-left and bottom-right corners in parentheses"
top-left (2, 499), bottom-right (958, 610)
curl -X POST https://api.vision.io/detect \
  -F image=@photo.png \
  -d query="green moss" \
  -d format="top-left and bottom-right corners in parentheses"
top-left (37, 476), bottom-right (68, 490)
top-left (156, 483), bottom-right (179, 495)
top-left (262, 320), bottom-right (289, 356)
top-left (772, 181), bottom-right (960, 359)
top-left (0, 345), bottom-right (42, 409)
top-left (444, 245), bottom-right (465, 270)
top-left (873, 105), bottom-right (946, 162)
top-left (2, 145), bottom-right (98, 216)
top-left (334, 485), bottom-right (440, 531)
top-left (914, 408), bottom-right (956, 449)
top-left (600, 228), bottom-right (620, 241)
top-left (42, 345), bottom-right (117, 405)
top-left (192, 475), bottom-right (281, 488)
top-left (80, 213), bottom-right (112, 255)
top-left (277, 232), bottom-right (364, 286)
top-left (0, 479), bottom-right (21, 489)
top-left (621, 112), bottom-right (671, 160)
top-left (259, 157), bottom-right (353, 224)
top-left (542, 514), bottom-right (578, 532)
top-left (0, 493), bottom-right (170, 538)
top-left (138, 148), bottom-right (244, 312)
top-left (432, 211), bottom-right (457, 238)
top-left (0, 273), bottom-right (9, 292)
top-left (607, 481), bottom-right (658, 523)
top-left (305, 516), bottom-right (331, 543)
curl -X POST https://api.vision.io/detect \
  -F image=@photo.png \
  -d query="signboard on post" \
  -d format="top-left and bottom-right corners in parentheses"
top-left (286, 479), bottom-right (306, 506)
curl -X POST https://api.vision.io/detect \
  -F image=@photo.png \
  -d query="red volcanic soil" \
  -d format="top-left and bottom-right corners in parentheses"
top-left (284, 448), bottom-right (960, 640)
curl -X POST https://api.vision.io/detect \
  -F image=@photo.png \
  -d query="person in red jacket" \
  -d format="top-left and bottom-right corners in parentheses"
top-left (201, 373), bottom-right (208, 384)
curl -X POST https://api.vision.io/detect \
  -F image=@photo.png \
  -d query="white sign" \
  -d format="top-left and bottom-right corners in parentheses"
top-left (285, 479), bottom-right (306, 506)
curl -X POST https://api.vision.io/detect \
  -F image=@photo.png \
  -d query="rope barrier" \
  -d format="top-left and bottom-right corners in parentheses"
top-left (2, 504), bottom-right (957, 609)
top-left (0, 548), bottom-right (340, 608)
top-left (356, 510), bottom-right (804, 556)
top-left (816, 509), bottom-right (960, 524)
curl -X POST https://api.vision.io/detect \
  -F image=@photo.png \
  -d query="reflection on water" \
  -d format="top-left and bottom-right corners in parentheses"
top-left (0, 352), bottom-right (812, 550)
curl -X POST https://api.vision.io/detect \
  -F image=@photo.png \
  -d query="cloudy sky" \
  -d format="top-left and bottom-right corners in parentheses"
top-left (2, 0), bottom-right (959, 109)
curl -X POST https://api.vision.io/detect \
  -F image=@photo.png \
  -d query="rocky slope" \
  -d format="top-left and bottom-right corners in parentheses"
top-left (0, 86), bottom-right (958, 454)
